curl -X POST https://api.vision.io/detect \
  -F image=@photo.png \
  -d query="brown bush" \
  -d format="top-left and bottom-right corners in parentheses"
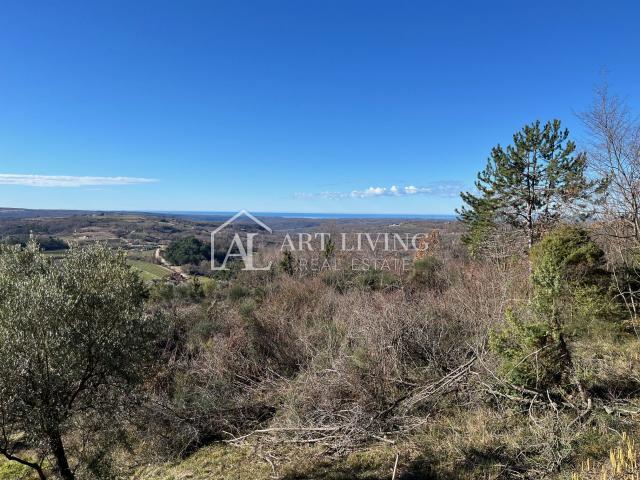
top-left (140, 239), bottom-right (536, 462)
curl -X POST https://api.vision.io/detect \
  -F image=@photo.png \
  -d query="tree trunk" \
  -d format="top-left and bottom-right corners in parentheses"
top-left (527, 204), bottom-right (534, 272)
top-left (47, 428), bottom-right (74, 480)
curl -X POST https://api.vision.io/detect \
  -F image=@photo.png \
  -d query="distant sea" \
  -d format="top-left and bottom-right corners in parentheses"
top-left (152, 211), bottom-right (457, 220)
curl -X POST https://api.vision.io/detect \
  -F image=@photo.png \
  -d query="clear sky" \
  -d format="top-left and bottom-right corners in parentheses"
top-left (0, 1), bottom-right (638, 214)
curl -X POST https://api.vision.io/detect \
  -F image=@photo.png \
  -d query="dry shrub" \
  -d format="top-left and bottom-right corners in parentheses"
top-left (142, 243), bottom-right (531, 459)
top-left (244, 256), bottom-right (526, 449)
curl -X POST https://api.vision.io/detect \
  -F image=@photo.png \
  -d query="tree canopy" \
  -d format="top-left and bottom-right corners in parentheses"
top-left (458, 120), bottom-right (603, 253)
top-left (164, 236), bottom-right (211, 265)
top-left (0, 242), bottom-right (163, 479)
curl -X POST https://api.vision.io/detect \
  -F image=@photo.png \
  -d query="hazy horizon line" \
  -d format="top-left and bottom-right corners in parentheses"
top-left (0, 206), bottom-right (457, 219)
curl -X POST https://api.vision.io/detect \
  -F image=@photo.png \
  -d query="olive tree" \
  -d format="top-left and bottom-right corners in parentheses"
top-left (0, 242), bottom-right (162, 479)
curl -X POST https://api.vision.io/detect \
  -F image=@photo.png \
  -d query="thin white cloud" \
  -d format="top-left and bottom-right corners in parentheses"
top-left (296, 181), bottom-right (464, 200)
top-left (352, 186), bottom-right (387, 198)
top-left (0, 174), bottom-right (158, 187)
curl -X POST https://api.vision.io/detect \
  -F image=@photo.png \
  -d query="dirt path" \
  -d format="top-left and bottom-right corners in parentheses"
top-left (155, 247), bottom-right (189, 280)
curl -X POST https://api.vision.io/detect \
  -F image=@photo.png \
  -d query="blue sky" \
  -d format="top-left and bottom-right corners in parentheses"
top-left (0, 1), bottom-right (638, 214)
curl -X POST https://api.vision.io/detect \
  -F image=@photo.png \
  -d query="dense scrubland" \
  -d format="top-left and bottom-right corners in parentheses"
top-left (2, 87), bottom-right (640, 479)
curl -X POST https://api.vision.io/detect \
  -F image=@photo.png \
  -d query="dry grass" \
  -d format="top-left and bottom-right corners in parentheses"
top-left (570, 433), bottom-right (639, 480)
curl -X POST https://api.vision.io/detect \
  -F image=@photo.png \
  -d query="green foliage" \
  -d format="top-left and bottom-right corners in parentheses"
top-left (229, 284), bottom-right (251, 302)
top-left (323, 236), bottom-right (336, 259)
top-left (279, 250), bottom-right (295, 275)
top-left (321, 269), bottom-right (355, 294)
top-left (458, 190), bottom-right (501, 256)
top-left (190, 277), bottom-right (205, 300)
top-left (0, 457), bottom-right (37, 479)
top-left (239, 298), bottom-right (257, 320)
top-left (0, 241), bottom-right (163, 478)
top-left (458, 120), bottom-right (603, 253)
top-left (491, 226), bottom-right (613, 390)
top-left (409, 256), bottom-right (446, 291)
top-left (165, 236), bottom-right (211, 265)
top-left (530, 226), bottom-right (610, 316)
top-left (1, 234), bottom-right (68, 251)
top-left (490, 309), bottom-right (568, 389)
top-left (37, 235), bottom-right (69, 251)
top-left (355, 269), bottom-right (399, 291)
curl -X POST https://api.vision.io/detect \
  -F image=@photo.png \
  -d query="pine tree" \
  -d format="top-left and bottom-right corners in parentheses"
top-left (458, 119), bottom-right (602, 252)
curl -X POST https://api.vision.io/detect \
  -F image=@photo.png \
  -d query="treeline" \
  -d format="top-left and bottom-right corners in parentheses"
top-left (164, 236), bottom-right (211, 265)
top-left (1, 235), bottom-right (68, 251)
top-left (163, 235), bottom-right (238, 273)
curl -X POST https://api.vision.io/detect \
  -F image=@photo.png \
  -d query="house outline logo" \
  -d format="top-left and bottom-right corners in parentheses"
top-left (211, 210), bottom-right (273, 271)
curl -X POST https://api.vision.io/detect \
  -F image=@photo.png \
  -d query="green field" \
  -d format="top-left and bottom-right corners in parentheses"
top-left (39, 250), bottom-right (171, 282)
top-left (126, 259), bottom-right (172, 281)
top-left (127, 248), bottom-right (157, 261)
top-left (42, 249), bottom-right (69, 259)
